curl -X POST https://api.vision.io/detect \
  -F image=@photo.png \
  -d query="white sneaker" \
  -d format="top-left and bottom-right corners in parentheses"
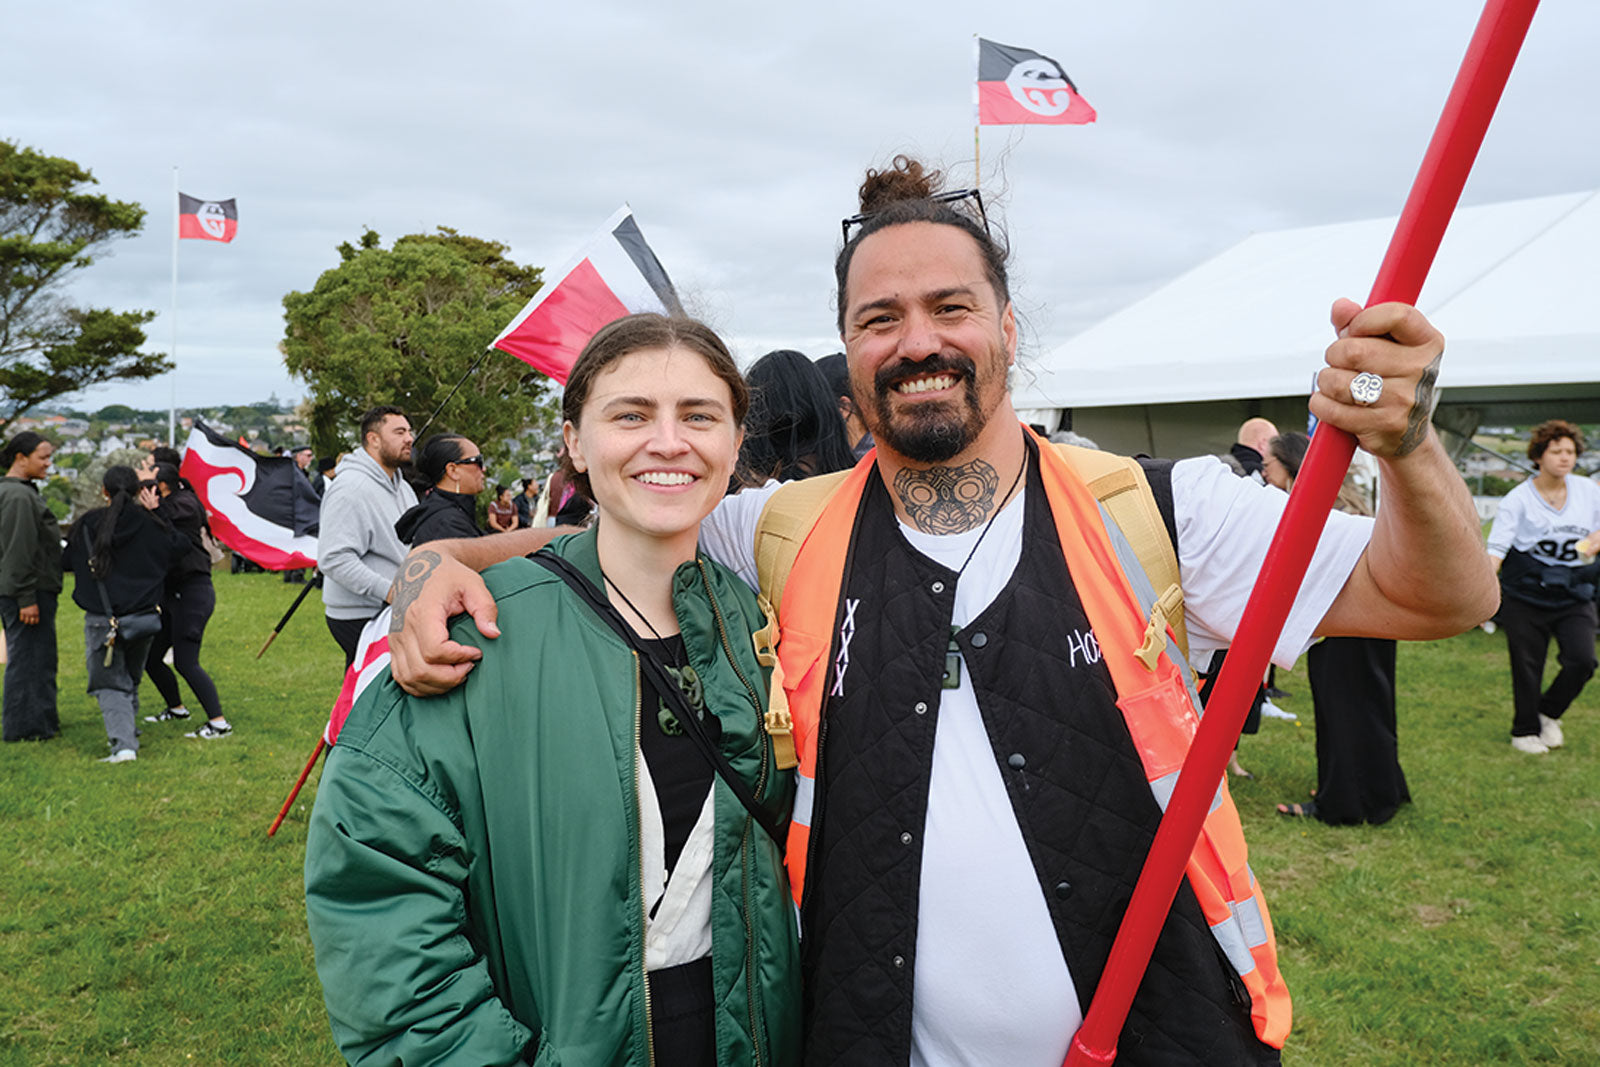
top-left (99, 749), bottom-right (137, 763)
top-left (1539, 715), bottom-right (1565, 749)
top-left (1260, 700), bottom-right (1297, 722)
top-left (1510, 735), bottom-right (1550, 755)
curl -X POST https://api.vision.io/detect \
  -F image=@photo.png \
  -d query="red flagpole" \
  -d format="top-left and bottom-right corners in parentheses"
top-left (267, 737), bottom-right (326, 837)
top-left (1065, 2), bottom-right (1540, 1063)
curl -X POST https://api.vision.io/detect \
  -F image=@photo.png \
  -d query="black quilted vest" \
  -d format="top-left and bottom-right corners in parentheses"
top-left (799, 449), bottom-right (1278, 1066)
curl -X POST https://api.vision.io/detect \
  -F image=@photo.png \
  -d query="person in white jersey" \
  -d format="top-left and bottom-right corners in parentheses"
top-left (382, 156), bottom-right (1497, 1064)
top-left (1484, 419), bottom-right (1600, 754)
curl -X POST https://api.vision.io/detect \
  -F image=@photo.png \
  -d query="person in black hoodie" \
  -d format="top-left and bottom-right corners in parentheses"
top-left (62, 466), bottom-right (190, 763)
top-left (141, 463), bottom-right (231, 739)
top-left (393, 434), bottom-right (488, 548)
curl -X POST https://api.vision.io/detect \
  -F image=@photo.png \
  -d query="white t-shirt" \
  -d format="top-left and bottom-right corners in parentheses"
top-left (1484, 474), bottom-right (1600, 565)
top-left (697, 454), bottom-right (1372, 1064)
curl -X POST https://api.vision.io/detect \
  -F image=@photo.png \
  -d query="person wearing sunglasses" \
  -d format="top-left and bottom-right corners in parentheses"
top-left (395, 434), bottom-right (490, 548)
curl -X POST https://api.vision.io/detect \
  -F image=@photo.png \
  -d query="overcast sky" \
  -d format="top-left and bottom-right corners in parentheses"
top-left (6, 1), bottom-right (1596, 417)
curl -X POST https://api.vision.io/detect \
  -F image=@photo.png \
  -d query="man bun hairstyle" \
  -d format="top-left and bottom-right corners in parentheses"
top-left (560, 313), bottom-right (748, 503)
top-left (1528, 419), bottom-right (1584, 465)
top-left (833, 154), bottom-right (1011, 332)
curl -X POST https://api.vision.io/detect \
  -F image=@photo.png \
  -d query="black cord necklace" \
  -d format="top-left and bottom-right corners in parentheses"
top-left (602, 567), bottom-right (704, 736)
top-left (940, 450), bottom-right (1027, 690)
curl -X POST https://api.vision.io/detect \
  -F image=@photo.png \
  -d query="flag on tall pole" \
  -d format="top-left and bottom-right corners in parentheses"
top-left (488, 206), bottom-right (681, 385)
top-left (178, 193), bottom-right (238, 242)
top-left (975, 38), bottom-right (1096, 126)
top-left (180, 421), bottom-right (320, 570)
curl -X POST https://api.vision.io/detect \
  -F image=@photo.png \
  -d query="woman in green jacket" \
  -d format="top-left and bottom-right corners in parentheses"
top-left (305, 315), bottom-right (800, 1066)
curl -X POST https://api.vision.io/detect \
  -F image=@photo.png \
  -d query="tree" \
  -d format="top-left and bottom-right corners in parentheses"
top-left (282, 227), bottom-right (558, 460)
top-left (0, 142), bottom-right (170, 436)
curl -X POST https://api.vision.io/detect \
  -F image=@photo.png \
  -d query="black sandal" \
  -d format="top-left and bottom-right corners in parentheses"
top-left (1276, 801), bottom-right (1318, 819)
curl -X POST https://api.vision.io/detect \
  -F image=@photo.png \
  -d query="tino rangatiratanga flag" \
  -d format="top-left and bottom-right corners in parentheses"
top-left (178, 193), bottom-right (238, 242)
top-left (976, 38), bottom-right (1097, 126)
top-left (324, 608), bottom-right (392, 746)
top-left (180, 421), bottom-right (319, 570)
top-left (488, 205), bottom-right (681, 385)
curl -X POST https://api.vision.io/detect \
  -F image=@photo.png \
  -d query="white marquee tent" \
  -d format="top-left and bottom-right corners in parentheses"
top-left (1014, 189), bottom-right (1600, 457)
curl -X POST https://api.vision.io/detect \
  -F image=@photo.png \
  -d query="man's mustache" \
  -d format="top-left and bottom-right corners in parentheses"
top-left (873, 353), bottom-right (977, 395)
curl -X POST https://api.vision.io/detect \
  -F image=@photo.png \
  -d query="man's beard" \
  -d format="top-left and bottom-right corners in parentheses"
top-left (869, 352), bottom-right (990, 464)
top-left (379, 443), bottom-right (410, 469)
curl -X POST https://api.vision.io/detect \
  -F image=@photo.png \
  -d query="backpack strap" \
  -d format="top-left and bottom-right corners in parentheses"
top-left (753, 471), bottom-right (852, 619)
top-left (1054, 444), bottom-right (1188, 662)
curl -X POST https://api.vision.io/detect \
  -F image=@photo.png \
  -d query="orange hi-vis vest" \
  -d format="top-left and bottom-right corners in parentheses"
top-left (749, 428), bottom-right (1292, 1049)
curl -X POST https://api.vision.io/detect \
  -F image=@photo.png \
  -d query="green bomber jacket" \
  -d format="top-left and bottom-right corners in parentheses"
top-left (305, 529), bottom-right (801, 1066)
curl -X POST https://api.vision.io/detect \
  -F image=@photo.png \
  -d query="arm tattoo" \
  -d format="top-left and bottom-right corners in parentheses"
top-left (389, 550), bottom-right (442, 633)
top-left (1395, 352), bottom-right (1443, 458)
top-left (893, 460), bottom-right (1001, 534)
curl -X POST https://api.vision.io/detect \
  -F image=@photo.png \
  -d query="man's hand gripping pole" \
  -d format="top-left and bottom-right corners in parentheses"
top-left (1065, 2), bottom-right (1541, 1062)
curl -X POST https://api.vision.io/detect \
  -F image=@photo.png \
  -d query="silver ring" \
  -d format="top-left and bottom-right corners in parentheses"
top-left (1350, 372), bottom-right (1384, 407)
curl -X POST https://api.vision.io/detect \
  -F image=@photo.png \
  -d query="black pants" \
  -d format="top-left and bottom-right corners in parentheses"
top-left (1498, 595), bottom-right (1597, 737)
top-left (647, 957), bottom-right (714, 1065)
top-left (1308, 637), bottom-right (1409, 825)
top-left (1, 592), bottom-right (59, 741)
top-left (326, 615), bottom-right (376, 670)
top-left (145, 574), bottom-right (223, 720)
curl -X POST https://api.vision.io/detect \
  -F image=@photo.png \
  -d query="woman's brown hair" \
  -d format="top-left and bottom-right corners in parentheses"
top-left (559, 314), bottom-right (749, 501)
top-left (1527, 419), bottom-right (1585, 466)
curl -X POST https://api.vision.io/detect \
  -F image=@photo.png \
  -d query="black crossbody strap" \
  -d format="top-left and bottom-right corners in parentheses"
top-left (83, 525), bottom-right (122, 666)
top-left (83, 525), bottom-right (119, 622)
top-left (528, 551), bottom-right (788, 846)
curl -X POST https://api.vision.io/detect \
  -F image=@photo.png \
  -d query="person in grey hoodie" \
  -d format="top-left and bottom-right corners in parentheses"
top-left (319, 406), bottom-right (417, 666)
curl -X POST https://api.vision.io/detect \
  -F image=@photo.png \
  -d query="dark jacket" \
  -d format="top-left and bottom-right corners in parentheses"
top-left (305, 529), bottom-right (801, 1066)
top-left (393, 487), bottom-right (484, 547)
top-left (0, 477), bottom-right (64, 607)
top-left (63, 505), bottom-right (190, 616)
top-left (156, 486), bottom-right (214, 579)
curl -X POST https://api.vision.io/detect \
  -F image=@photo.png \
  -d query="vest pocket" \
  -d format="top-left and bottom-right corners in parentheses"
top-left (1115, 669), bottom-right (1202, 782)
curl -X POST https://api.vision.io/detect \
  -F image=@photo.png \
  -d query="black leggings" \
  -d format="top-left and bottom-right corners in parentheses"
top-left (145, 574), bottom-right (223, 720)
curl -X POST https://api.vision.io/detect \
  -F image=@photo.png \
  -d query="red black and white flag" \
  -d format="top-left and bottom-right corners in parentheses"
top-left (489, 206), bottom-right (681, 384)
top-left (178, 193), bottom-right (238, 242)
top-left (975, 38), bottom-right (1096, 126)
top-left (180, 420), bottom-right (319, 570)
top-left (325, 608), bottom-right (391, 745)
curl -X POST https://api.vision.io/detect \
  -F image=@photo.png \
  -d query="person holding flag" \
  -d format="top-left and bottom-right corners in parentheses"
top-left (383, 156), bottom-right (1495, 1062)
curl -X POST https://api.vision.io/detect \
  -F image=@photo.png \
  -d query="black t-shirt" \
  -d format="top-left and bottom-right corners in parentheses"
top-left (636, 633), bottom-right (718, 875)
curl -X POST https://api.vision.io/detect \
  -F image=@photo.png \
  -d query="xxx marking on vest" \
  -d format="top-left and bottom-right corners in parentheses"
top-left (831, 598), bottom-right (859, 698)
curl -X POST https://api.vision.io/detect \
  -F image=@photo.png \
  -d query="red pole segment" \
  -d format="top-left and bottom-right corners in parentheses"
top-left (1065, 2), bottom-right (1540, 1063)
top-left (267, 737), bottom-right (327, 837)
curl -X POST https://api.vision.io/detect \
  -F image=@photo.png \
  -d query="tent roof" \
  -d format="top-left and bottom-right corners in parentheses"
top-left (1014, 189), bottom-right (1600, 411)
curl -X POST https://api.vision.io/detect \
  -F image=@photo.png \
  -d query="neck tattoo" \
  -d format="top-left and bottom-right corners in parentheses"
top-left (895, 446), bottom-right (1037, 536)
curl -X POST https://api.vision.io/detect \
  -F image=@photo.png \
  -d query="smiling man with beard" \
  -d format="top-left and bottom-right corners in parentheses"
top-left (381, 155), bottom-right (1497, 1065)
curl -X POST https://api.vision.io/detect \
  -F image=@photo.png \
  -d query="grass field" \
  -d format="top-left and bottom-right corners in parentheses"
top-left (2, 571), bottom-right (1596, 1065)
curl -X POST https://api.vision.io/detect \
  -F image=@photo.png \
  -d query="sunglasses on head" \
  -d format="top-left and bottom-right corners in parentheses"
top-left (453, 455), bottom-right (485, 468)
top-left (840, 187), bottom-right (988, 243)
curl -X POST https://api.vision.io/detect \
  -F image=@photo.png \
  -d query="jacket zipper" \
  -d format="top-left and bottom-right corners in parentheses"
top-left (697, 558), bottom-right (765, 715)
top-left (632, 653), bottom-right (656, 1067)
top-left (698, 559), bottom-right (768, 1067)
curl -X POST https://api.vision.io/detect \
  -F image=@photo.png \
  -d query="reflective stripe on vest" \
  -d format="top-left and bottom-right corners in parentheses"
top-left (765, 429), bottom-right (1290, 1048)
